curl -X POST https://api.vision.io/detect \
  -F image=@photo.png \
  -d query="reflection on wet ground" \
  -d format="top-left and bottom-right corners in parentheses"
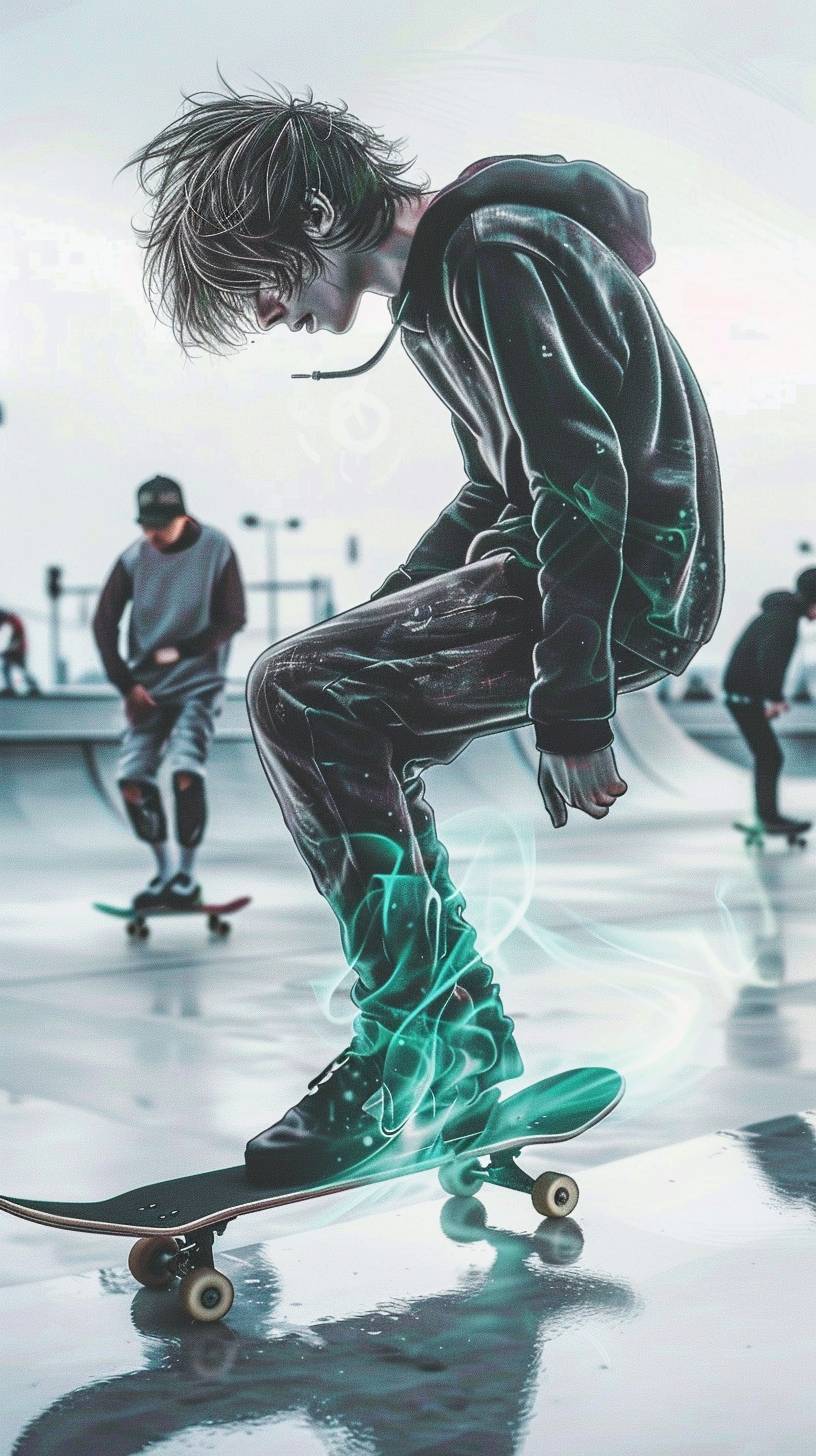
top-left (6, 1111), bottom-right (816, 1455)
top-left (11, 1204), bottom-right (635, 1455)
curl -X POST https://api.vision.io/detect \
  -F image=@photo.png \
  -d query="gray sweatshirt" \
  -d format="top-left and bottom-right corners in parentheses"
top-left (93, 519), bottom-right (246, 699)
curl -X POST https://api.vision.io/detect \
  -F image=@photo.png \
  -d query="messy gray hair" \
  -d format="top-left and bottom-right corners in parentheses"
top-left (127, 79), bottom-right (427, 352)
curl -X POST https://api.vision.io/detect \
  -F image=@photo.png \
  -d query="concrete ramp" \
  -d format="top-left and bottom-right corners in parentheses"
top-left (0, 689), bottom-right (750, 851)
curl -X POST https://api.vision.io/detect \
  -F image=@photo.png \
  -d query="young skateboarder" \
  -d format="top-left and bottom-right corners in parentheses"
top-left (130, 88), bottom-right (723, 1186)
top-left (723, 568), bottom-right (816, 834)
top-left (93, 476), bottom-right (246, 909)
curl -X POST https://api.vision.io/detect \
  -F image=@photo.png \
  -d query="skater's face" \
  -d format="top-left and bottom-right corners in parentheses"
top-left (806, 603), bottom-right (816, 621)
top-left (142, 515), bottom-right (188, 550)
top-left (254, 192), bottom-right (366, 338)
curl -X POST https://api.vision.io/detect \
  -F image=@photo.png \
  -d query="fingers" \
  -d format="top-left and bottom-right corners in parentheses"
top-left (575, 797), bottom-right (610, 820)
top-left (538, 764), bottom-right (568, 829)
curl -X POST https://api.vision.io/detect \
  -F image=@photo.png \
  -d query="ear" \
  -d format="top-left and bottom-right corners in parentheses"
top-left (303, 189), bottom-right (335, 239)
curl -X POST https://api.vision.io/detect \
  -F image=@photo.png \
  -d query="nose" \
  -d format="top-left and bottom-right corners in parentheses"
top-left (255, 289), bottom-right (287, 330)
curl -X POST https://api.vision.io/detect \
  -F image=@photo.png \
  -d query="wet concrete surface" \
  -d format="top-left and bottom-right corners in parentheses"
top-left (2, 697), bottom-right (816, 1451)
top-left (4, 1119), bottom-right (816, 1455)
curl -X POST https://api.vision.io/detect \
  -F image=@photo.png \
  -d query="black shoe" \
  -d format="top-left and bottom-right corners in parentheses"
top-left (759, 816), bottom-right (812, 836)
top-left (163, 872), bottom-right (202, 910)
top-left (245, 1044), bottom-right (401, 1188)
top-left (132, 875), bottom-right (169, 911)
top-left (244, 1006), bottom-right (522, 1190)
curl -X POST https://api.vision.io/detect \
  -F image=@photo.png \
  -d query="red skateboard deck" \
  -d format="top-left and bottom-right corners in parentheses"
top-left (93, 896), bottom-right (251, 938)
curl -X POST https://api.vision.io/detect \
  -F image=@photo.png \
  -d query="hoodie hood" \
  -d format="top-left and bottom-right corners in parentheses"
top-left (761, 590), bottom-right (802, 615)
top-left (293, 153), bottom-right (655, 383)
top-left (397, 153), bottom-right (655, 309)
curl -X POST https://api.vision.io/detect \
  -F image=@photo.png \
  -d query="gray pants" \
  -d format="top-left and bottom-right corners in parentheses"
top-left (117, 687), bottom-right (223, 783)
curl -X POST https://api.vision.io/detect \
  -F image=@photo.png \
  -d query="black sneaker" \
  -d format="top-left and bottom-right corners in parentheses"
top-left (163, 872), bottom-right (202, 910)
top-left (760, 817), bottom-right (812, 836)
top-left (132, 875), bottom-right (169, 911)
top-left (245, 1044), bottom-right (405, 1189)
top-left (244, 1004), bottom-right (521, 1190)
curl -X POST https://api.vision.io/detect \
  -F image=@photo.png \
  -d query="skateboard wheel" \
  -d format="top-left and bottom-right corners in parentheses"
top-left (179, 1266), bottom-right (235, 1323)
top-left (439, 1196), bottom-right (489, 1244)
top-left (438, 1157), bottom-right (482, 1198)
top-left (128, 1235), bottom-right (180, 1290)
top-left (531, 1171), bottom-right (579, 1219)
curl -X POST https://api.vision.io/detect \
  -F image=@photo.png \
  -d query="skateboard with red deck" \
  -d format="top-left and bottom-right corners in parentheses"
top-left (94, 895), bottom-right (251, 938)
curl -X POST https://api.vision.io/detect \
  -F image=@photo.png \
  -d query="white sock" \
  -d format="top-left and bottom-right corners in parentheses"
top-left (151, 843), bottom-right (171, 881)
top-left (178, 846), bottom-right (198, 879)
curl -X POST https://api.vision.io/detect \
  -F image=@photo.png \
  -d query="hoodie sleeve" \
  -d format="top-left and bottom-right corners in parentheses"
top-left (757, 615), bottom-right (799, 700)
top-left (371, 469), bottom-right (507, 600)
top-left (93, 557), bottom-right (135, 695)
top-left (466, 241), bottom-right (628, 753)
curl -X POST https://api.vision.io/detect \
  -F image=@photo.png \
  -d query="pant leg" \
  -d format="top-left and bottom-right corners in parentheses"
top-left (117, 705), bottom-right (175, 786)
top-left (165, 690), bottom-right (222, 850)
top-left (117, 704), bottom-right (177, 845)
top-left (247, 553), bottom-right (534, 1114)
top-left (727, 703), bottom-right (783, 820)
top-left (166, 688), bottom-right (222, 778)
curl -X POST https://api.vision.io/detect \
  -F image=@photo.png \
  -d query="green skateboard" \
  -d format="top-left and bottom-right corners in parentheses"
top-left (734, 821), bottom-right (810, 851)
top-left (0, 1067), bottom-right (623, 1323)
top-left (94, 895), bottom-right (251, 939)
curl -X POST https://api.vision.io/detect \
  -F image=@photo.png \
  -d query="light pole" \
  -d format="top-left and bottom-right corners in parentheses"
top-left (241, 514), bottom-right (302, 641)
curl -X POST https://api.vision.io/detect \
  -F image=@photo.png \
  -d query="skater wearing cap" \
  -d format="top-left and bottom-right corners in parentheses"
top-left (723, 568), bottom-right (816, 837)
top-left (93, 476), bottom-right (246, 909)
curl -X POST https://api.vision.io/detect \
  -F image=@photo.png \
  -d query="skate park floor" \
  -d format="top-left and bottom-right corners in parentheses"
top-left (2, 692), bottom-right (816, 1454)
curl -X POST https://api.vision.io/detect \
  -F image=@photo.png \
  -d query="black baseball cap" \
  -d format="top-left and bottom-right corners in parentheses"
top-left (797, 567), bottom-right (816, 605)
top-left (136, 475), bottom-right (187, 526)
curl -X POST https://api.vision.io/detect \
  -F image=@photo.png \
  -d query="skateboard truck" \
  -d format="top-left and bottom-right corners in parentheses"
top-left (128, 1221), bottom-right (236, 1322)
top-left (438, 1146), bottom-right (580, 1218)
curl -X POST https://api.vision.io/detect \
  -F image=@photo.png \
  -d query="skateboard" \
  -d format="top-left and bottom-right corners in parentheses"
top-left (0, 1066), bottom-right (623, 1323)
top-left (734, 821), bottom-right (810, 851)
top-left (93, 896), bottom-right (251, 939)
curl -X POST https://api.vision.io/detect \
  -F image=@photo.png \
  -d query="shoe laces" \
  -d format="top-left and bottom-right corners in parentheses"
top-left (307, 1048), bottom-right (355, 1092)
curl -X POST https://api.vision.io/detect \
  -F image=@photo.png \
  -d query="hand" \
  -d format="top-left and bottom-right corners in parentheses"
top-left (764, 700), bottom-right (788, 720)
top-left (538, 746), bottom-right (627, 829)
top-left (153, 645), bottom-right (181, 666)
top-left (125, 683), bottom-right (157, 725)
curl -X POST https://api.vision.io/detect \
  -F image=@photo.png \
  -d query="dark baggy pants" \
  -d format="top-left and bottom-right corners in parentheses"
top-left (726, 701), bottom-right (783, 821)
top-left (247, 553), bottom-right (539, 1119)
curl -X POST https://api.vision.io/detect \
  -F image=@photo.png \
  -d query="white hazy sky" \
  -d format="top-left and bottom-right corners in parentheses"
top-left (1, 0), bottom-right (814, 681)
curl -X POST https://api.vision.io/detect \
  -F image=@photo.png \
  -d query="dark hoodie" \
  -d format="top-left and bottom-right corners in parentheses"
top-left (723, 592), bottom-right (803, 702)
top-left (312, 155), bottom-right (724, 754)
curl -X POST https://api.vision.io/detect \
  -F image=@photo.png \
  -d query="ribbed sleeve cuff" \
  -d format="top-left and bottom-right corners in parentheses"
top-left (534, 718), bottom-right (614, 755)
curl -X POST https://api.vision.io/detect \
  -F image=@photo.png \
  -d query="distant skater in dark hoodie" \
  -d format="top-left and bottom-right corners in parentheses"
top-left (723, 569), bottom-right (816, 835)
top-left (130, 86), bottom-right (724, 1186)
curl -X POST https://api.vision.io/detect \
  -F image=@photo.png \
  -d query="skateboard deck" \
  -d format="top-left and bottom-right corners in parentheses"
top-left (94, 895), bottom-right (251, 938)
top-left (734, 821), bottom-right (809, 850)
top-left (0, 1066), bottom-right (622, 1322)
